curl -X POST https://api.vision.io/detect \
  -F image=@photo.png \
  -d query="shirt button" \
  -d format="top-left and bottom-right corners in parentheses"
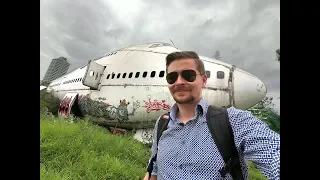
top-left (179, 164), bottom-right (183, 169)
top-left (182, 140), bottom-right (185, 144)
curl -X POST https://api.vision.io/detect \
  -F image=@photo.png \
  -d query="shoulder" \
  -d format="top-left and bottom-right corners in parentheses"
top-left (225, 106), bottom-right (271, 132)
top-left (153, 113), bottom-right (170, 130)
top-left (225, 106), bottom-right (263, 127)
top-left (226, 106), bottom-right (254, 119)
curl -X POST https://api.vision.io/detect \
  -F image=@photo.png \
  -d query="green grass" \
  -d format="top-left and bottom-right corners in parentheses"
top-left (248, 161), bottom-right (269, 180)
top-left (40, 115), bottom-right (150, 180)
top-left (40, 114), bottom-right (269, 180)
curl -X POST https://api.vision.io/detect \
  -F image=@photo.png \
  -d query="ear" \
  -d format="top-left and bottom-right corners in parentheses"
top-left (201, 74), bottom-right (207, 88)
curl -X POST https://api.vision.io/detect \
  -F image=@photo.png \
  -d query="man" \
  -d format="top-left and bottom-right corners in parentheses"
top-left (143, 51), bottom-right (280, 180)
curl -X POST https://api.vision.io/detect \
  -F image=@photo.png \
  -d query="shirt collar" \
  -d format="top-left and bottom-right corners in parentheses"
top-left (169, 98), bottom-right (208, 122)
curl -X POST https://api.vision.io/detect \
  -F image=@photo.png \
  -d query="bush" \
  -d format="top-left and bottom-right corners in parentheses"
top-left (40, 90), bottom-right (60, 116)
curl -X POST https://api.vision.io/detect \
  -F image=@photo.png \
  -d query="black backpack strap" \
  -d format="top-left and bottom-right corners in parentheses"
top-left (147, 112), bottom-right (170, 180)
top-left (206, 105), bottom-right (244, 180)
top-left (156, 113), bottom-right (170, 146)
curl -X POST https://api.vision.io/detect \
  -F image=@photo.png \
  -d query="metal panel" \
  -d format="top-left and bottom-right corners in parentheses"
top-left (82, 60), bottom-right (106, 89)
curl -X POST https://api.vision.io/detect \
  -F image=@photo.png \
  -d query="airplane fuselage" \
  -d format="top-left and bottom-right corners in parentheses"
top-left (46, 42), bottom-right (266, 142)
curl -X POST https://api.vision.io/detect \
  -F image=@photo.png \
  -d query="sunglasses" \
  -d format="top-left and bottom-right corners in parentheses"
top-left (166, 69), bottom-right (203, 84)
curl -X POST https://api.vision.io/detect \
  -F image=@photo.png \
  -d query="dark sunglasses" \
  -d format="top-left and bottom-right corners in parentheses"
top-left (166, 69), bottom-right (202, 84)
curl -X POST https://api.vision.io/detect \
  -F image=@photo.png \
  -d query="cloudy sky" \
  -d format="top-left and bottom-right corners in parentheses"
top-left (40, 0), bottom-right (280, 113)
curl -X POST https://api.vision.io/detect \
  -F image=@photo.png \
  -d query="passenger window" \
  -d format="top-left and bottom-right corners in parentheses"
top-left (129, 72), bottom-right (133, 78)
top-left (151, 71), bottom-right (156, 77)
top-left (205, 71), bottom-right (211, 78)
top-left (135, 72), bottom-right (140, 78)
top-left (143, 71), bottom-right (147, 78)
top-left (159, 71), bottom-right (165, 77)
top-left (107, 74), bottom-right (110, 79)
top-left (149, 44), bottom-right (160, 48)
top-left (117, 73), bottom-right (121, 79)
top-left (122, 73), bottom-right (127, 78)
top-left (112, 73), bottom-right (115, 79)
top-left (217, 71), bottom-right (224, 79)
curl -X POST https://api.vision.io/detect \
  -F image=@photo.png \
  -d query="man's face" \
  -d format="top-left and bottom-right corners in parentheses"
top-left (167, 58), bottom-right (207, 104)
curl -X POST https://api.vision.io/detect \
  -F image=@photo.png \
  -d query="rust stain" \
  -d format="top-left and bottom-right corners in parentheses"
top-left (228, 65), bottom-right (236, 107)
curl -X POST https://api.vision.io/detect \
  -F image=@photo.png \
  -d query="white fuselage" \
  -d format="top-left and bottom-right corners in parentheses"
top-left (46, 42), bottom-right (266, 132)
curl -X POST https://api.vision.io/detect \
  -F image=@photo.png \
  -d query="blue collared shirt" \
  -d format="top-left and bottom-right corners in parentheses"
top-left (149, 98), bottom-right (280, 180)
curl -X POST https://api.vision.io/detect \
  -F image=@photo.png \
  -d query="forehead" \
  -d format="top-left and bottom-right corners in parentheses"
top-left (167, 58), bottom-right (197, 72)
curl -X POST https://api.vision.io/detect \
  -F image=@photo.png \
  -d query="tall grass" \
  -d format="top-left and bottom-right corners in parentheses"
top-left (40, 115), bottom-right (150, 180)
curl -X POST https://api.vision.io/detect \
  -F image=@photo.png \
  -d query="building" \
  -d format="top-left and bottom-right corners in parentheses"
top-left (43, 57), bottom-right (70, 82)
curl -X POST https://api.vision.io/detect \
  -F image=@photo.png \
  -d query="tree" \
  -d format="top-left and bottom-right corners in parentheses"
top-left (213, 50), bottom-right (221, 60)
top-left (248, 96), bottom-right (280, 134)
top-left (276, 49), bottom-right (280, 62)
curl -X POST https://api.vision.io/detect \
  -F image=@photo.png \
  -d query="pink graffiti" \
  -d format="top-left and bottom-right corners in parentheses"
top-left (143, 98), bottom-right (171, 113)
top-left (59, 96), bottom-right (73, 116)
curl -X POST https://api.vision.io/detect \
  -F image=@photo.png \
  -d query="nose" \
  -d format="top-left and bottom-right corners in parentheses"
top-left (175, 73), bottom-right (187, 84)
top-left (233, 68), bottom-right (267, 109)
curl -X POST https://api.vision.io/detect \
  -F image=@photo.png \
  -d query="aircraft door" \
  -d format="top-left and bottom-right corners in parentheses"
top-left (82, 60), bottom-right (106, 90)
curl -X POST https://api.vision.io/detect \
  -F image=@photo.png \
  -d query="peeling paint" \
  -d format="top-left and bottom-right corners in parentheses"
top-left (256, 83), bottom-right (265, 93)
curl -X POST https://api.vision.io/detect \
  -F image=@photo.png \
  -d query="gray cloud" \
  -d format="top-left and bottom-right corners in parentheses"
top-left (40, 0), bottom-right (280, 110)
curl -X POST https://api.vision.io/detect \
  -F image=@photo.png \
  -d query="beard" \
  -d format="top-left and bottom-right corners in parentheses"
top-left (172, 85), bottom-right (195, 104)
top-left (173, 95), bottom-right (195, 104)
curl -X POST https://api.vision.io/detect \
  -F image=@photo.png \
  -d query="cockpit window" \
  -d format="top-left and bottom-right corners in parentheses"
top-left (149, 44), bottom-right (160, 48)
top-left (149, 43), bottom-right (172, 48)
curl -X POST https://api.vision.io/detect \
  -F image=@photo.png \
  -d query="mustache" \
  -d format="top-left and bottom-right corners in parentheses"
top-left (173, 85), bottom-right (190, 92)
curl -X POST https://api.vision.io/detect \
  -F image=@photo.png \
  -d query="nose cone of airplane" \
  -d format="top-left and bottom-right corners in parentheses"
top-left (233, 68), bottom-right (267, 109)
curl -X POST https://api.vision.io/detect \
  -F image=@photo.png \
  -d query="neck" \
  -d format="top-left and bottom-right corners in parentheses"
top-left (176, 98), bottom-right (201, 124)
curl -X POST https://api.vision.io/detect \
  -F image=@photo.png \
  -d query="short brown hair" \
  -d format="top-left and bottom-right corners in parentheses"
top-left (165, 51), bottom-right (205, 74)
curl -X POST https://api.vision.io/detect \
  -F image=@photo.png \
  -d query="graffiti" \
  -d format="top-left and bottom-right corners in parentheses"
top-left (77, 95), bottom-right (141, 123)
top-left (58, 96), bottom-right (73, 116)
top-left (143, 97), bottom-right (171, 113)
top-left (129, 100), bottom-right (140, 116)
